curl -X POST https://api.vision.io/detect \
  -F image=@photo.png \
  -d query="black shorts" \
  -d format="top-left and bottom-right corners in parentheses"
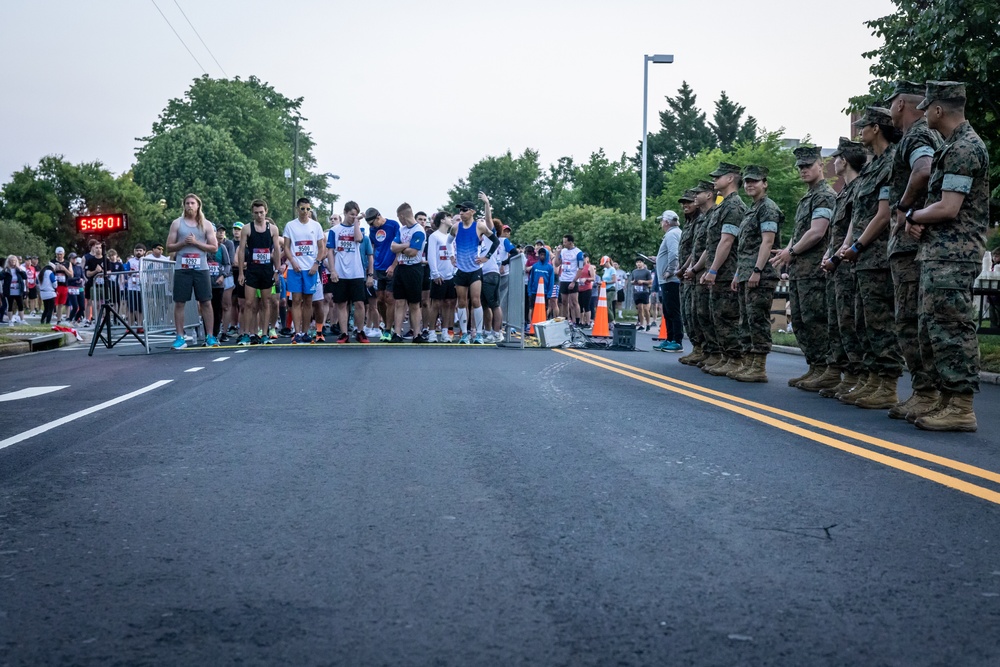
top-left (27, 286), bottom-right (38, 300)
top-left (482, 272), bottom-right (501, 308)
top-left (173, 269), bottom-right (212, 303)
top-left (454, 268), bottom-right (482, 288)
top-left (366, 284), bottom-right (377, 300)
top-left (559, 282), bottom-right (577, 296)
top-left (375, 269), bottom-right (394, 292)
top-left (616, 291), bottom-right (625, 303)
top-left (633, 292), bottom-right (650, 305)
top-left (393, 264), bottom-right (423, 304)
top-left (127, 290), bottom-right (143, 312)
top-left (323, 279), bottom-right (336, 294)
top-left (333, 277), bottom-right (367, 304)
top-left (430, 278), bottom-right (457, 301)
top-left (422, 264), bottom-right (431, 291)
top-left (244, 269), bottom-right (274, 291)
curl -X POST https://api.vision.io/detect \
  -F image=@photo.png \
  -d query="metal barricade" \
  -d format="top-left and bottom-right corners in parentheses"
top-left (138, 257), bottom-right (203, 352)
top-left (499, 253), bottom-right (525, 349)
top-left (88, 270), bottom-right (132, 324)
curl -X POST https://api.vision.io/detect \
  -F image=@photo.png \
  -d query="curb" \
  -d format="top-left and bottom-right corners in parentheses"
top-left (769, 343), bottom-right (1000, 386)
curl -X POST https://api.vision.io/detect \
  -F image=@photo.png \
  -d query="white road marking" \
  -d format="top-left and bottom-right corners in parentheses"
top-left (212, 356), bottom-right (230, 362)
top-left (184, 367), bottom-right (204, 373)
top-left (235, 350), bottom-right (248, 354)
top-left (0, 380), bottom-right (173, 451)
top-left (0, 386), bottom-right (70, 402)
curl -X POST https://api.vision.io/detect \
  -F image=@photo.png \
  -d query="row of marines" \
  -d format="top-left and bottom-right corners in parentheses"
top-left (672, 80), bottom-right (989, 433)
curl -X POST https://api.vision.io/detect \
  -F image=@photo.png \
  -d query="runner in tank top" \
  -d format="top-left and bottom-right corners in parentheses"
top-left (165, 193), bottom-right (219, 349)
top-left (237, 199), bottom-right (281, 344)
top-left (449, 192), bottom-right (500, 344)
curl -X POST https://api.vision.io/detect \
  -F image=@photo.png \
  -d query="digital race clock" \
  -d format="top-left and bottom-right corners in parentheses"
top-left (75, 213), bottom-right (129, 234)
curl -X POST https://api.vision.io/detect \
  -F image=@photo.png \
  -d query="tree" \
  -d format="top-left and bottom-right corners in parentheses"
top-left (445, 149), bottom-right (547, 231)
top-left (137, 76), bottom-right (336, 223)
top-left (133, 124), bottom-right (267, 229)
top-left (514, 205), bottom-right (661, 264)
top-left (541, 156), bottom-right (580, 209)
top-left (711, 91), bottom-right (759, 153)
top-left (848, 0), bottom-right (1000, 201)
top-left (0, 220), bottom-right (50, 260)
top-left (574, 149), bottom-right (641, 215)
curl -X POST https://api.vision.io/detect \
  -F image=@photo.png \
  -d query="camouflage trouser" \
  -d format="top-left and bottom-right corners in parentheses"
top-left (788, 277), bottom-right (829, 365)
top-left (737, 279), bottom-right (776, 354)
top-left (711, 282), bottom-right (742, 357)
top-left (833, 268), bottom-right (864, 374)
top-left (695, 282), bottom-right (718, 354)
top-left (681, 283), bottom-right (699, 345)
top-left (891, 254), bottom-right (935, 391)
top-left (855, 268), bottom-right (904, 377)
top-left (824, 274), bottom-right (847, 368)
top-left (918, 260), bottom-right (980, 394)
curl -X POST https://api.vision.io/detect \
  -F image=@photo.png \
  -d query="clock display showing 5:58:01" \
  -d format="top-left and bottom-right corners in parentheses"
top-left (75, 213), bottom-right (129, 234)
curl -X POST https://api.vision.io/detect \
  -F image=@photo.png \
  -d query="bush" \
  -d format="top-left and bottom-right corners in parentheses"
top-left (0, 219), bottom-right (50, 260)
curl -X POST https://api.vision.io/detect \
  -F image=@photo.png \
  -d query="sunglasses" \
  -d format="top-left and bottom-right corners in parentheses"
top-left (458, 207), bottom-right (471, 213)
top-left (299, 206), bottom-right (311, 211)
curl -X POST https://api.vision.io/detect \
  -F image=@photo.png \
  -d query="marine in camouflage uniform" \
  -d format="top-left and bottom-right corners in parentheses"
top-left (908, 81), bottom-right (989, 432)
top-left (840, 107), bottom-right (905, 409)
top-left (773, 146), bottom-right (836, 390)
top-left (676, 189), bottom-right (701, 362)
top-left (700, 162), bottom-right (748, 377)
top-left (819, 137), bottom-right (867, 399)
top-left (687, 181), bottom-right (720, 366)
top-left (728, 165), bottom-right (782, 382)
top-left (884, 80), bottom-right (943, 419)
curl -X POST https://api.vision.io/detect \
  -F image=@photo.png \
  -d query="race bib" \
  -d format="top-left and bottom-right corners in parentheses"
top-left (208, 261), bottom-right (220, 277)
top-left (438, 244), bottom-right (449, 261)
top-left (180, 253), bottom-right (202, 269)
top-left (56, 274), bottom-right (66, 284)
top-left (10, 284), bottom-right (20, 296)
top-left (68, 287), bottom-right (81, 295)
top-left (95, 277), bottom-right (104, 285)
top-left (337, 234), bottom-right (356, 253)
top-left (294, 240), bottom-right (314, 257)
top-left (252, 248), bottom-right (271, 264)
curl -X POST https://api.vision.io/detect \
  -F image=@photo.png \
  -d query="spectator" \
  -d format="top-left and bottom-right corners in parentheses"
top-left (631, 259), bottom-right (653, 330)
top-left (51, 247), bottom-right (72, 324)
top-left (655, 210), bottom-right (683, 352)
top-left (2, 255), bottom-right (28, 325)
top-left (576, 253), bottom-right (595, 328)
top-left (600, 256), bottom-right (617, 322)
top-left (38, 258), bottom-right (58, 324)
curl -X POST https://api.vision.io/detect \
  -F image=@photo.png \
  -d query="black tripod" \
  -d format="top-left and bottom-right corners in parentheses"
top-left (88, 240), bottom-right (144, 356)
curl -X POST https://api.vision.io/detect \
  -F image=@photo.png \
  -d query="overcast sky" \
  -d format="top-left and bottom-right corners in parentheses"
top-left (0, 0), bottom-right (894, 218)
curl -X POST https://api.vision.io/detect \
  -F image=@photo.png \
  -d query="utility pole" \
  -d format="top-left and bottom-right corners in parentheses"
top-left (291, 117), bottom-right (300, 214)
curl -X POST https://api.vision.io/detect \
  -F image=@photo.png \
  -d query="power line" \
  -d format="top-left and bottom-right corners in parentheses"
top-left (150, 0), bottom-right (206, 75)
top-left (172, 0), bottom-right (228, 78)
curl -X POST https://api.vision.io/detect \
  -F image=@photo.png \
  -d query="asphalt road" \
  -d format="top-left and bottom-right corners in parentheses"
top-left (2, 333), bottom-right (1000, 666)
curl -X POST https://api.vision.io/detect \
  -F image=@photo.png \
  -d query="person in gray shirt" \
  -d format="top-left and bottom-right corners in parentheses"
top-left (655, 210), bottom-right (683, 351)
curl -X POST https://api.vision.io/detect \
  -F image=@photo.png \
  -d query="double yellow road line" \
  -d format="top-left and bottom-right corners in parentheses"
top-left (555, 349), bottom-right (1000, 506)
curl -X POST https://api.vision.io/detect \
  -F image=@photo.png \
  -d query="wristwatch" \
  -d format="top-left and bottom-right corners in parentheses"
top-left (788, 248), bottom-right (797, 258)
top-left (752, 267), bottom-right (762, 274)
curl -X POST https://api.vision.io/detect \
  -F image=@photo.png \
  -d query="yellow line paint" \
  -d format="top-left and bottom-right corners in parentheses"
top-left (563, 349), bottom-right (1000, 487)
top-left (554, 349), bottom-right (1000, 507)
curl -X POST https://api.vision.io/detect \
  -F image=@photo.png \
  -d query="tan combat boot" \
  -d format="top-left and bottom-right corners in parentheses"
top-left (904, 389), bottom-right (944, 424)
top-left (889, 389), bottom-right (937, 420)
top-left (788, 365), bottom-right (817, 387)
top-left (855, 376), bottom-right (899, 410)
top-left (724, 355), bottom-right (749, 378)
top-left (679, 345), bottom-right (703, 365)
top-left (798, 365), bottom-right (841, 392)
top-left (820, 371), bottom-right (858, 398)
top-left (835, 373), bottom-right (865, 400)
top-left (733, 353), bottom-right (769, 382)
top-left (709, 355), bottom-right (742, 377)
top-left (700, 353), bottom-right (723, 371)
top-left (916, 392), bottom-right (977, 432)
top-left (839, 372), bottom-right (879, 405)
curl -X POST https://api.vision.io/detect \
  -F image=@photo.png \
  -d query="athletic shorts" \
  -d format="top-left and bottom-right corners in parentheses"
top-left (173, 269), bottom-right (212, 303)
top-left (633, 292), bottom-right (650, 305)
top-left (27, 286), bottom-right (38, 300)
top-left (313, 273), bottom-right (324, 299)
top-left (616, 290), bottom-right (625, 303)
top-left (366, 284), bottom-right (377, 300)
top-left (482, 272), bottom-right (500, 308)
top-left (55, 285), bottom-right (68, 306)
top-left (430, 278), bottom-right (457, 301)
top-left (422, 264), bottom-right (431, 291)
top-left (286, 269), bottom-right (318, 295)
top-left (559, 281), bottom-right (577, 295)
top-left (323, 278), bottom-right (336, 294)
top-left (454, 268), bottom-right (483, 288)
top-left (333, 277), bottom-right (367, 304)
top-left (244, 269), bottom-right (274, 291)
top-left (127, 290), bottom-right (143, 312)
top-left (375, 269), bottom-right (394, 292)
top-left (393, 264), bottom-right (423, 305)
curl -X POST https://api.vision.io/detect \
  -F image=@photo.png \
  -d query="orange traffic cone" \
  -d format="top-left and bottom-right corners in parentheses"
top-left (653, 316), bottom-right (669, 341)
top-left (528, 277), bottom-right (547, 335)
top-left (591, 281), bottom-right (611, 337)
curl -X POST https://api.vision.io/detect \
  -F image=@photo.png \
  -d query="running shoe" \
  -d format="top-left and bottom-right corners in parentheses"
top-left (380, 330), bottom-right (392, 342)
top-left (403, 329), bottom-right (414, 341)
top-left (303, 333), bottom-right (314, 344)
top-left (459, 333), bottom-right (471, 344)
top-left (206, 335), bottom-right (220, 347)
top-left (472, 333), bottom-right (485, 344)
top-left (439, 331), bottom-right (453, 343)
top-left (279, 327), bottom-right (293, 337)
top-left (413, 332), bottom-right (429, 344)
top-left (268, 327), bottom-right (278, 340)
top-left (354, 329), bottom-right (369, 344)
top-left (314, 331), bottom-right (326, 343)
top-left (171, 335), bottom-right (187, 350)
top-left (137, 327), bottom-right (145, 334)
top-left (389, 333), bottom-right (404, 343)
top-left (262, 336), bottom-right (273, 345)
top-left (426, 330), bottom-right (438, 343)
top-left (249, 334), bottom-right (262, 345)
top-left (219, 332), bottom-right (230, 343)
top-left (665, 341), bottom-right (683, 352)
top-left (291, 333), bottom-right (303, 345)
top-left (237, 333), bottom-right (252, 346)
top-left (227, 325), bottom-right (239, 336)
top-left (337, 333), bottom-right (350, 344)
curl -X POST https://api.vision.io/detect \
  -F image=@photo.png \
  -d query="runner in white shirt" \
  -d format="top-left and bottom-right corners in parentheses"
top-left (479, 234), bottom-right (503, 343)
top-left (327, 202), bottom-right (371, 343)
top-left (282, 197), bottom-right (325, 344)
top-left (558, 234), bottom-right (584, 325)
top-left (427, 212), bottom-right (457, 342)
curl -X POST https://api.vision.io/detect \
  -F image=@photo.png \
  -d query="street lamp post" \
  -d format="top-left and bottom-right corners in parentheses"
top-left (641, 53), bottom-right (674, 220)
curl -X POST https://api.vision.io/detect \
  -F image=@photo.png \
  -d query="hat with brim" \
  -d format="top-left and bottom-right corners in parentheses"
top-left (884, 80), bottom-right (924, 104)
top-left (709, 162), bottom-right (742, 178)
top-left (831, 136), bottom-right (865, 158)
top-left (455, 201), bottom-right (476, 211)
top-left (916, 80), bottom-right (966, 111)
top-left (793, 145), bottom-right (823, 167)
top-left (852, 106), bottom-right (892, 128)
top-left (742, 165), bottom-right (769, 181)
top-left (677, 189), bottom-right (698, 203)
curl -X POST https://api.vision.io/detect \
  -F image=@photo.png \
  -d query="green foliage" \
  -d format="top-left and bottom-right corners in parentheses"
top-left (514, 205), bottom-right (661, 265)
top-left (574, 149), bottom-right (641, 215)
top-left (445, 149), bottom-right (547, 231)
top-left (847, 0), bottom-right (1000, 202)
top-left (648, 132), bottom-right (805, 242)
top-left (137, 76), bottom-right (335, 224)
top-left (0, 156), bottom-right (165, 253)
top-left (133, 125), bottom-right (267, 229)
top-left (0, 219), bottom-right (50, 260)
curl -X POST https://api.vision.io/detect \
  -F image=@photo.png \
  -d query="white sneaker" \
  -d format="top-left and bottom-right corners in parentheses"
top-left (493, 331), bottom-right (505, 343)
top-left (439, 331), bottom-right (452, 343)
top-left (426, 330), bottom-right (438, 343)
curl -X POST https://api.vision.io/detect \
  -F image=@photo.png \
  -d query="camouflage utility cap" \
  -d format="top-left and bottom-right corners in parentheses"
top-left (709, 162), bottom-right (742, 178)
top-left (793, 145), bottom-right (822, 167)
top-left (917, 80), bottom-right (966, 110)
top-left (694, 180), bottom-right (716, 193)
top-left (742, 165), bottom-right (769, 181)
top-left (830, 136), bottom-right (866, 158)
top-left (678, 189), bottom-right (698, 203)
top-left (852, 106), bottom-right (893, 127)
top-left (884, 80), bottom-right (924, 103)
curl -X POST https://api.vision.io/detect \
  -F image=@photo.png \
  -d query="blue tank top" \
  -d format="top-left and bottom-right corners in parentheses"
top-left (455, 221), bottom-right (480, 273)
